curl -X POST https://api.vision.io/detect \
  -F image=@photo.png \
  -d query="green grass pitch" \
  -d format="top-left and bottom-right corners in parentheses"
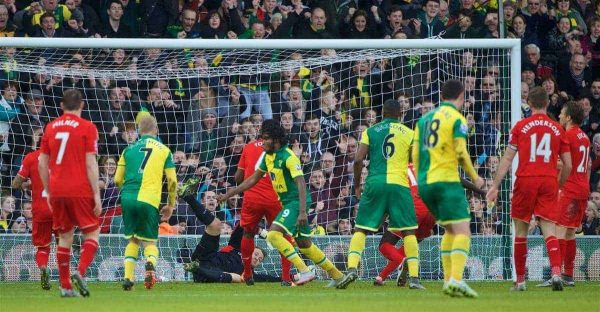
top-left (1, 281), bottom-right (598, 312)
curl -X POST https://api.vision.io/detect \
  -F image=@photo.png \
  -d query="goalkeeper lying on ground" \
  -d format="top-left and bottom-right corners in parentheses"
top-left (179, 184), bottom-right (280, 283)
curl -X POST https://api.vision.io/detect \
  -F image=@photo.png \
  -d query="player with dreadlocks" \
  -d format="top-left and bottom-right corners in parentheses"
top-left (219, 120), bottom-right (345, 286)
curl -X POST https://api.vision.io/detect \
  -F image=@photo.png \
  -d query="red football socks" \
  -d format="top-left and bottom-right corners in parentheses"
top-left (36, 246), bottom-right (50, 268)
top-left (563, 239), bottom-right (576, 277)
top-left (78, 239), bottom-right (99, 277)
top-left (545, 236), bottom-right (561, 276)
top-left (280, 235), bottom-right (294, 282)
top-left (241, 236), bottom-right (255, 279)
top-left (514, 236), bottom-right (528, 283)
top-left (57, 246), bottom-right (72, 289)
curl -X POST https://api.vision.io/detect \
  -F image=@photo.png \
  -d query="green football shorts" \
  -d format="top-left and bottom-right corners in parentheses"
top-left (121, 193), bottom-right (160, 241)
top-left (355, 182), bottom-right (417, 232)
top-left (418, 182), bottom-right (470, 225)
top-left (271, 201), bottom-right (312, 238)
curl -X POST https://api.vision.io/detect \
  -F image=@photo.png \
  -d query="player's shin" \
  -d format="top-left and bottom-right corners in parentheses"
top-left (300, 243), bottom-right (343, 280)
top-left (57, 246), bottom-right (72, 289)
top-left (124, 241), bottom-right (139, 281)
top-left (267, 231), bottom-right (309, 273)
top-left (403, 235), bottom-right (420, 278)
top-left (36, 246), bottom-right (50, 268)
top-left (241, 235), bottom-right (255, 279)
top-left (348, 231), bottom-right (367, 269)
top-left (563, 239), bottom-right (576, 278)
top-left (450, 234), bottom-right (470, 281)
top-left (143, 244), bottom-right (159, 267)
top-left (78, 239), bottom-right (99, 277)
top-left (440, 233), bottom-right (454, 282)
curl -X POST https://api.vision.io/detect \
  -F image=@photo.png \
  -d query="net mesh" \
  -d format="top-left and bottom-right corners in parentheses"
top-left (1, 44), bottom-right (518, 281)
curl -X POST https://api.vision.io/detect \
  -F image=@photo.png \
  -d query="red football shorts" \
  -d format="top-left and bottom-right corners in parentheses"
top-left (511, 177), bottom-right (559, 223)
top-left (51, 197), bottom-right (99, 234)
top-left (390, 209), bottom-right (435, 240)
top-left (240, 199), bottom-right (282, 231)
top-left (32, 220), bottom-right (54, 247)
top-left (415, 209), bottom-right (435, 240)
top-left (557, 192), bottom-right (588, 228)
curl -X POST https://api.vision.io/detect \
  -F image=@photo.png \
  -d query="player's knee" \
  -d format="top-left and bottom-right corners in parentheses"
top-left (266, 230), bottom-right (282, 243)
top-left (296, 238), bottom-right (311, 249)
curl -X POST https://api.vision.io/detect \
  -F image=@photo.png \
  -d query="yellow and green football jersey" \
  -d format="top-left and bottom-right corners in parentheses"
top-left (116, 135), bottom-right (176, 209)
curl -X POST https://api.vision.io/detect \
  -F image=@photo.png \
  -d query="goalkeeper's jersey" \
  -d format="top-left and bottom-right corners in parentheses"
top-left (117, 135), bottom-right (175, 208)
top-left (414, 102), bottom-right (470, 185)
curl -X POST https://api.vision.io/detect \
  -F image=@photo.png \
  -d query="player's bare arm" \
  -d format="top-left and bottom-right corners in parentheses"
top-left (218, 169), bottom-right (265, 202)
top-left (11, 174), bottom-right (27, 190)
top-left (295, 175), bottom-right (308, 226)
top-left (163, 167), bottom-right (178, 220)
top-left (558, 151), bottom-right (572, 187)
top-left (38, 153), bottom-right (50, 208)
top-left (353, 143), bottom-right (369, 199)
top-left (454, 137), bottom-right (483, 189)
top-left (85, 153), bottom-right (101, 216)
top-left (234, 168), bottom-right (245, 184)
top-left (486, 147), bottom-right (517, 203)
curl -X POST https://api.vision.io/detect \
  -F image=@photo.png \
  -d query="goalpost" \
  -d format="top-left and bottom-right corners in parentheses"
top-left (0, 38), bottom-right (529, 282)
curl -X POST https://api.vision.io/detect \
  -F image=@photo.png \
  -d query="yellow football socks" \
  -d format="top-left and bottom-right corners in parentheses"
top-left (124, 242), bottom-right (139, 280)
top-left (300, 244), bottom-right (343, 280)
top-left (348, 231), bottom-right (367, 269)
top-left (450, 234), bottom-right (471, 281)
top-left (267, 231), bottom-right (309, 273)
top-left (143, 244), bottom-right (159, 267)
top-left (403, 235), bottom-right (420, 278)
top-left (441, 233), bottom-right (454, 282)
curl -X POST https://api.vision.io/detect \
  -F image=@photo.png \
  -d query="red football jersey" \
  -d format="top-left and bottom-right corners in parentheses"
top-left (238, 140), bottom-right (279, 203)
top-left (509, 114), bottom-right (569, 178)
top-left (561, 126), bottom-right (591, 199)
top-left (40, 113), bottom-right (98, 198)
top-left (407, 164), bottom-right (429, 215)
top-left (17, 150), bottom-right (52, 222)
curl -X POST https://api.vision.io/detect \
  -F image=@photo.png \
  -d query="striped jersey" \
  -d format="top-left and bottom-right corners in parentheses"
top-left (414, 102), bottom-right (471, 184)
top-left (359, 118), bottom-right (414, 187)
top-left (115, 135), bottom-right (176, 208)
top-left (257, 146), bottom-right (311, 206)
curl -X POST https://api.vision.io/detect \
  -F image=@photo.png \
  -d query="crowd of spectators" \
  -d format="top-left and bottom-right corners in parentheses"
top-left (0, 0), bottom-right (599, 237)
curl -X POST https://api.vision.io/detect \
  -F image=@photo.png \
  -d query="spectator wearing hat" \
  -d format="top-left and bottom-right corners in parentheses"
top-left (10, 89), bottom-right (47, 157)
top-left (521, 62), bottom-right (539, 89)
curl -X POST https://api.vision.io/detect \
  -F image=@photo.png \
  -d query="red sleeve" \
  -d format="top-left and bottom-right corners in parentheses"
top-left (508, 122), bottom-right (519, 150)
top-left (238, 144), bottom-right (247, 170)
top-left (85, 123), bottom-right (98, 154)
top-left (17, 154), bottom-right (31, 178)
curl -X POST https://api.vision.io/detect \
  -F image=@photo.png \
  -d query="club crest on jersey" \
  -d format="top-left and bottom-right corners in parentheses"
top-left (270, 172), bottom-right (276, 180)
